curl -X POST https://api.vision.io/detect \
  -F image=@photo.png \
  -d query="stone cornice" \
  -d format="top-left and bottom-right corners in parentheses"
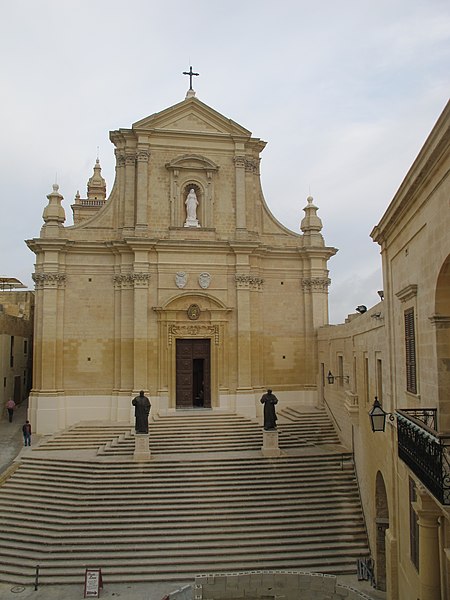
top-left (429, 314), bottom-right (450, 328)
top-left (396, 284), bottom-right (418, 303)
top-left (168, 323), bottom-right (219, 344)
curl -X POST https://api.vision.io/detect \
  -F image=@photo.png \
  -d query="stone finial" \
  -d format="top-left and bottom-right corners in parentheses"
top-left (42, 183), bottom-right (66, 228)
top-left (300, 195), bottom-right (324, 246)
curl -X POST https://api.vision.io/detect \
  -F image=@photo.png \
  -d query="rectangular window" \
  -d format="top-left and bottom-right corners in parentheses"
top-left (409, 478), bottom-right (419, 571)
top-left (24, 339), bottom-right (28, 354)
top-left (405, 309), bottom-right (417, 394)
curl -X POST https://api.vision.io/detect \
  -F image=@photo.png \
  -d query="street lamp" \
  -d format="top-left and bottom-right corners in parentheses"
top-left (327, 371), bottom-right (349, 384)
top-left (368, 397), bottom-right (394, 432)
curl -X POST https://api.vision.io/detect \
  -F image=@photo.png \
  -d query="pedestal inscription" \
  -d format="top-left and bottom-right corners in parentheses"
top-left (133, 433), bottom-right (151, 461)
top-left (261, 429), bottom-right (281, 457)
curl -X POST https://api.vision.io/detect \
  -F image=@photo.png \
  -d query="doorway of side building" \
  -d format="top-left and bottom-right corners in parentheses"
top-left (176, 338), bottom-right (211, 408)
top-left (375, 471), bottom-right (389, 591)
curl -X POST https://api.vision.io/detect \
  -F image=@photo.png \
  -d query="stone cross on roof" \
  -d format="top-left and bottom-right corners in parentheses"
top-left (183, 66), bottom-right (199, 91)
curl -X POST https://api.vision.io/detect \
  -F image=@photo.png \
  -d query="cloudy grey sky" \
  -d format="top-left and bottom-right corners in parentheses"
top-left (1, 0), bottom-right (449, 323)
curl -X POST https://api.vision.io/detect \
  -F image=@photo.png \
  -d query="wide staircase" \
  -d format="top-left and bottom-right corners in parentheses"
top-left (0, 407), bottom-right (369, 585)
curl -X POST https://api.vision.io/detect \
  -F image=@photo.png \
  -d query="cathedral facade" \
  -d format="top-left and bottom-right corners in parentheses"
top-left (27, 92), bottom-right (336, 434)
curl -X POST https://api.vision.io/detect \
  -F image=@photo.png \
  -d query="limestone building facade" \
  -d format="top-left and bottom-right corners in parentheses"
top-left (27, 92), bottom-right (336, 434)
top-left (318, 101), bottom-right (450, 600)
top-left (0, 287), bottom-right (34, 412)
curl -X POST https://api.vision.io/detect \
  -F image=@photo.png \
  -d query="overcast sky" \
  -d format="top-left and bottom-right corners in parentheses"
top-left (1, 0), bottom-right (448, 323)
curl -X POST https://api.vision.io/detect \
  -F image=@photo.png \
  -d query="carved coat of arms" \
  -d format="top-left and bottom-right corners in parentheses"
top-left (198, 272), bottom-right (211, 289)
top-left (175, 272), bottom-right (188, 289)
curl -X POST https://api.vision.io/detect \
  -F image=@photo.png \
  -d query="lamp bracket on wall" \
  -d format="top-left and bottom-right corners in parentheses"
top-left (327, 371), bottom-right (349, 384)
top-left (368, 397), bottom-right (395, 432)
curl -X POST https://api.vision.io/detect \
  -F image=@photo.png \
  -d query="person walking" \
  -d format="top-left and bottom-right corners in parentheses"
top-left (6, 399), bottom-right (16, 423)
top-left (22, 420), bottom-right (32, 446)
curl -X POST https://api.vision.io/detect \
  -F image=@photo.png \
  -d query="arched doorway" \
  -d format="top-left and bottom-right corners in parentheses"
top-left (375, 471), bottom-right (389, 591)
top-left (156, 292), bottom-right (230, 411)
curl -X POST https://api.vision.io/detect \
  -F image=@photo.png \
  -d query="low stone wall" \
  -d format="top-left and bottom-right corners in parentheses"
top-left (167, 584), bottom-right (192, 600)
top-left (192, 571), bottom-right (376, 600)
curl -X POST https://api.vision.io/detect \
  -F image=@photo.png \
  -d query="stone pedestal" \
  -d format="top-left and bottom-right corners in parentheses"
top-left (133, 433), bottom-right (151, 461)
top-left (184, 217), bottom-right (200, 228)
top-left (261, 429), bottom-right (281, 457)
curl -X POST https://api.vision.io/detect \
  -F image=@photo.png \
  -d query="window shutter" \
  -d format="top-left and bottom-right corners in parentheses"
top-left (405, 309), bottom-right (417, 394)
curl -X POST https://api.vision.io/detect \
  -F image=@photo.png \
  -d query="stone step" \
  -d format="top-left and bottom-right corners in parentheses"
top-left (0, 526), bottom-right (368, 548)
top-left (0, 498), bottom-right (362, 521)
top-left (0, 408), bottom-right (369, 585)
top-left (32, 409), bottom-right (340, 454)
top-left (0, 545), bottom-right (368, 567)
top-left (0, 520), bottom-right (366, 541)
top-left (1, 555), bottom-right (361, 586)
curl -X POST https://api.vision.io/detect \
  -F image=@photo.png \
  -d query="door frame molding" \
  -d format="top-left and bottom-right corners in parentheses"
top-left (154, 292), bottom-right (231, 410)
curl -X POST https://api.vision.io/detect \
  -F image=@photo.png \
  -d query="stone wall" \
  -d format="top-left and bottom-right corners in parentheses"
top-left (193, 571), bottom-right (376, 600)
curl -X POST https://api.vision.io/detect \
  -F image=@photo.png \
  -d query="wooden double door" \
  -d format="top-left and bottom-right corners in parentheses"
top-left (176, 339), bottom-right (211, 408)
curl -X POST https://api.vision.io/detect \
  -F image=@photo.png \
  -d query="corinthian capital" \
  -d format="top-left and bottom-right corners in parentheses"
top-left (302, 278), bottom-right (331, 291)
top-left (233, 155), bottom-right (246, 168)
top-left (137, 149), bottom-right (150, 162)
top-left (235, 274), bottom-right (264, 290)
top-left (32, 272), bottom-right (66, 289)
top-left (113, 273), bottom-right (151, 288)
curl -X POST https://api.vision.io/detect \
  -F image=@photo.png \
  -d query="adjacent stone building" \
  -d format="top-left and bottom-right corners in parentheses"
top-left (27, 90), bottom-right (336, 434)
top-left (0, 284), bottom-right (34, 412)
top-left (318, 100), bottom-right (450, 600)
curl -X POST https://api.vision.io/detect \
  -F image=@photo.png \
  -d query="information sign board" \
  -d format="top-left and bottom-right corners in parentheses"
top-left (84, 568), bottom-right (103, 598)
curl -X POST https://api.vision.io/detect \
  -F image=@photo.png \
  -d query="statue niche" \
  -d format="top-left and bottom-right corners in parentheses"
top-left (184, 185), bottom-right (201, 228)
top-left (166, 155), bottom-right (218, 229)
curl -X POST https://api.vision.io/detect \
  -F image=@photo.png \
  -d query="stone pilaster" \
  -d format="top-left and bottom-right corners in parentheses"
top-left (124, 151), bottom-right (136, 232)
top-left (413, 485), bottom-right (442, 600)
top-left (234, 154), bottom-right (246, 233)
top-left (136, 146), bottom-right (149, 233)
top-left (133, 272), bottom-right (151, 390)
top-left (114, 148), bottom-right (126, 229)
top-left (32, 272), bottom-right (66, 390)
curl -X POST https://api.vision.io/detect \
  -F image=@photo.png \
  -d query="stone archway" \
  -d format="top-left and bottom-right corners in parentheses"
top-left (375, 471), bottom-right (389, 591)
top-left (434, 255), bottom-right (450, 430)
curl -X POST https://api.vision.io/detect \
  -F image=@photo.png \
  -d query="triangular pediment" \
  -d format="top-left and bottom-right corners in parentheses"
top-left (133, 96), bottom-right (251, 137)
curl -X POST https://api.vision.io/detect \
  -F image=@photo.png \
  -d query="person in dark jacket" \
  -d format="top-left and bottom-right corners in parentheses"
top-left (22, 420), bottom-right (32, 446)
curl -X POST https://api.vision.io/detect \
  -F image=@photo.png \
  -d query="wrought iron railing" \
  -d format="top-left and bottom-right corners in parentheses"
top-left (396, 409), bottom-right (450, 505)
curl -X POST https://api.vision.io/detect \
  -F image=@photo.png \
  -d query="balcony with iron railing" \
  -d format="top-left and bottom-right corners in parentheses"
top-left (396, 408), bottom-right (450, 505)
